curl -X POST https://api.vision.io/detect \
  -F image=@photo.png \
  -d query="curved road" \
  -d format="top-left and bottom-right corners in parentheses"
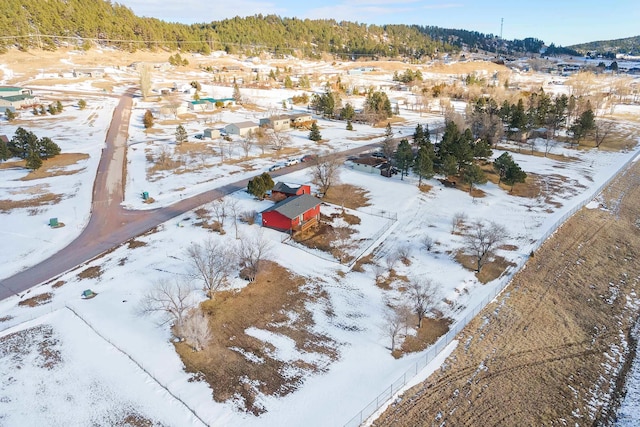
top-left (0, 92), bottom-right (389, 300)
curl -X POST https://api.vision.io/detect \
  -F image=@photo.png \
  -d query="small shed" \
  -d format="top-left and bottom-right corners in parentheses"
top-left (272, 182), bottom-right (311, 201)
top-left (352, 157), bottom-right (386, 175)
top-left (204, 128), bottom-right (221, 139)
top-left (261, 194), bottom-right (321, 232)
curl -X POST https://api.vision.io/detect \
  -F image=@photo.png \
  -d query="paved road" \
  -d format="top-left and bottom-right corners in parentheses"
top-left (0, 95), bottom-right (393, 300)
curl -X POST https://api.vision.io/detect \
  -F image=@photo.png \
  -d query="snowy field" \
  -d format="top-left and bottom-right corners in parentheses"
top-left (1, 141), bottom-right (638, 426)
top-left (2, 50), bottom-right (640, 426)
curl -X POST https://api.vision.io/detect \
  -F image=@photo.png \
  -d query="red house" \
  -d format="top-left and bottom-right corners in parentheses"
top-left (261, 194), bottom-right (322, 232)
top-left (271, 182), bottom-right (311, 201)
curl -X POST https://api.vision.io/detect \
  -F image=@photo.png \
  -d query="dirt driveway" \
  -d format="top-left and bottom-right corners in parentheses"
top-left (373, 159), bottom-right (640, 426)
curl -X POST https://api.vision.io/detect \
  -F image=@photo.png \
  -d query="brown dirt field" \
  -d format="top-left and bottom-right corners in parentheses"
top-left (18, 292), bottom-right (53, 307)
top-left (77, 266), bottom-right (102, 280)
top-left (20, 153), bottom-right (90, 181)
top-left (322, 184), bottom-right (370, 209)
top-left (176, 262), bottom-right (338, 415)
top-left (374, 159), bottom-right (640, 426)
top-left (0, 192), bottom-right (63, 212)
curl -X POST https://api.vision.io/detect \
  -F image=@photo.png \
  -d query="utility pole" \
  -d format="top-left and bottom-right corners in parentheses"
top-left (500, 18), bottom-right (504, 40)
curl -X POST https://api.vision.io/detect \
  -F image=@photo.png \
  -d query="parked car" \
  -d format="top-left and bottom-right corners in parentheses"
top-left (285, 158), bottom-right (300, 166)
top-left (300, 154), bottom-right (318, 163)
top-left (371, 152), bottom-right (386, 159)
top-left (194, 134), bottom-right (204, 140)
top-left (269, 163), bottom-right (285, 172)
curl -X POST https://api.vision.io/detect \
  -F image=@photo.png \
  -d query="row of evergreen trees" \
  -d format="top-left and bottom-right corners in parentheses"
top-left (0, 127), bottom-right (61, 170)
top-left (391, 122), bottom-right (526, 192)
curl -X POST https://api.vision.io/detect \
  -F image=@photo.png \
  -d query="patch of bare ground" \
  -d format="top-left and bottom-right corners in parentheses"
top-left (293, 213), bottom-right (357, 263)
top-left (495, 143), bottom-right (579, 162)
top-left (51, 280), bottom-right (65, 289)
top-left (19, 153), bottom-right (89, 181)
top-left (77, 266), bottom-right (102, 280)
top-left (0, 315), bottom-right (12, 323)
top-left (18, 292), bottom-right (53, 307)
top-left (115, 412), bottom-right (164, 427)
top-left (127, 239), bottom-right (147, 249)
top-left (395, 318), bottom-right (452, 358)
top-left (418, 184), bottom-right (433, 193)
top-left (454, 249), bottom-right (517, 284)
top-left (321, 184), bottom-right (370, 209)
top-left (0, 192), bottom-right (63, 212)
top-left (176, 262), bottom-right (338, 415)
top-left (374, 158), bottom-right (640, 427)
top-left (0, 325), bottom-right (62, 369)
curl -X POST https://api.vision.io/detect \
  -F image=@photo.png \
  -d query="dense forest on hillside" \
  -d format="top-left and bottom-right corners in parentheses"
top-left (0, 0), bottom-right (578, 58)
top-left (570, 35), bottom-right (640, 57)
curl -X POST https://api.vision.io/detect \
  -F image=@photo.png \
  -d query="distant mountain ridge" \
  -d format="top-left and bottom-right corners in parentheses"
top-left (0, 0), bottom-right (577, 58)
top-left (569, 35), bottom-right (640, 57)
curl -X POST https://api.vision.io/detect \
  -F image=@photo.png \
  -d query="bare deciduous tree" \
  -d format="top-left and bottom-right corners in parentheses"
top-left (186, 239), bottom-right (236, 297)
top-left (422, 235), bottom-right (434, 251)
top-left (385, 251), bottom-right (400, 273)
top-left (451, 212), bottom-right (467, 234)
top-left (408, 278), bottom-right (439, 328)
top-left (240, 130), bottom-right (255, 158)
top-left (255, 127), bottom-right (270, 154)
top-left (594, 119), bottom-right (615, 149)
top-left (332, 225), bottom-right (352, 263)
top-left (175, 307), bottom-right (212, 352)
top-left (139, 64), bottom-right (152, 101)
top-left (311, 154), bottom-right (341, 196)
top-left (464, 220), bottom-right (508, 272)
top-left (382, 304), bottom-right (405, 351)
top-left (210, 199), bottom-right (228, 230)
top-left (138, 278), bottom-right (196, 327)
top-left (268, 128), bottom-right (291, 151)
top-left (237, 231), bottom-right (272, 281)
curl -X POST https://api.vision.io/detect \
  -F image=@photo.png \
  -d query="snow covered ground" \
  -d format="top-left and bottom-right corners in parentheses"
top-left (2, 51), bottom-right (640, 426)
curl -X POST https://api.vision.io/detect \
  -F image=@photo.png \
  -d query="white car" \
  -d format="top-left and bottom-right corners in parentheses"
top-left (285, 158), bottom-right (300, 166)
top-left (269, 163), bottom-right (285, 172)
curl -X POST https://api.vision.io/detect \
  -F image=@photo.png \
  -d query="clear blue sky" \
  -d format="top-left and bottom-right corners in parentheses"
top-left (117, 0), bottom-right (639, 47)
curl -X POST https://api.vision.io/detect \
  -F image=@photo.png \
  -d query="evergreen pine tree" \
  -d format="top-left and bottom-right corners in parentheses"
top-left (346, 120), bottom-right (353, 131)
top-left (309, 122), bottom-right (322, 141)
top-left (175, 124), bottom-right (188, 144)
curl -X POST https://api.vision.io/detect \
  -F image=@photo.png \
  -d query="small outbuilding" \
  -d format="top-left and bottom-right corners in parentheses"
top-left (271, 182), bottom-right (311, 201)
top-left (259, 115), bottom-right (291, 131)
top-left (261, 194), bottom-right (321, 232)
top-left (225, 121), bottom-right (259, 137)
top-left (203, 128), bottom-right (221, 139)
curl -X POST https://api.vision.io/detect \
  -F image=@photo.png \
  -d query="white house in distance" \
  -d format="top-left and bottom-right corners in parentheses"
top-left (225, 121), bottom-right (259, 137)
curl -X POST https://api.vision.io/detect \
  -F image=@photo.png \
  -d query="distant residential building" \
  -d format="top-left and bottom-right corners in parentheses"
top-left (259, 115), bottom-right (291, 131)
top-left (0, 94), bottom-right (38, 111)
top-left (224, 121), bottom-right (259, 137)
top-left (187, 97), bottom-right (235, 111)
top-left (0, 86), bottom-right (33, 97)
top-left (73, 68), bottom-right (105, 78)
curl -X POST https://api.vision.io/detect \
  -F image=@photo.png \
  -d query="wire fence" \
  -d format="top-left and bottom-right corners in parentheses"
top-left (63, 304), bottom-right (208, 426)
top-left (280, 205), bottom-right (398, 267)
top-left (343, 151), bottom-right (640, 427)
